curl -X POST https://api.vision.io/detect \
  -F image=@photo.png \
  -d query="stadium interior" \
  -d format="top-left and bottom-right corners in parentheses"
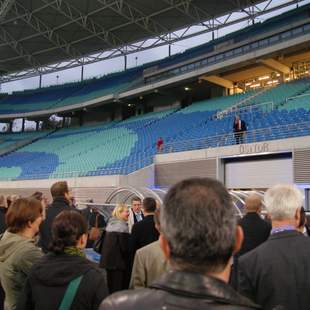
top-left (0, 0), bottom-right (310, 212)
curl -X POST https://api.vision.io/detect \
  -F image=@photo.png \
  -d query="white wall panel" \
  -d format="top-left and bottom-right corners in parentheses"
top-left (225, 157), bottom-right (293, 189)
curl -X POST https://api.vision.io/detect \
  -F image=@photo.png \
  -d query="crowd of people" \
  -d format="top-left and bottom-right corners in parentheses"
top-left (0, 177), bottom-right (308, 309)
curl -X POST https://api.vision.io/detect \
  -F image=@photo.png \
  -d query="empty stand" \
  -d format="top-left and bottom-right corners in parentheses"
top-left (0, 78), bottom-right (309, 180)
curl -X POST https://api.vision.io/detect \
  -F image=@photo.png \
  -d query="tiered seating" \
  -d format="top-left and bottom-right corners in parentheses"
top-left (0, 79), bottom-right (309, 180)
top-left (0, 68), bottom-right (142, 114)
top-left (0, 131), bottom-right (50, 151)
top-left (245, 79), bottom-right (310, 108)
top-left (279, 86), bottom-right (310, 111)
top-left (0, 109), bottom-right (175, 179)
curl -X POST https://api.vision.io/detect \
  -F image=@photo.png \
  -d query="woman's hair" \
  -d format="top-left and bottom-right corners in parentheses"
top-left (50, 210), bottom-right (87, 254)
top-left (6, 198), bottom-right (42, 233)
top-left (112, 204), bottom-right (128, 220)
top-left (0, 195), bottom-right (7, 208)
top-left (31, 191), bottom-right (43, 201)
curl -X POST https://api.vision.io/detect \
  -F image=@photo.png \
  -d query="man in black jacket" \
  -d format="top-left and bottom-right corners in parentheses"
top-left (233, 115), bottom-right (247, 144)
top-left (238, 194), bottom-right (271, 256)
top-left (100, 178), bottom-right (260, 310)
top-left (130, 197), bottom-right (159, 257)
top-left (238, 184), bottom-right (310, 310)
top-left (39, 181), bottom-right (73, 253)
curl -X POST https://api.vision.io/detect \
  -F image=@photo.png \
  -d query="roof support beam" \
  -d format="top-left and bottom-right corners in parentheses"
top-left (41, 0), bottom-right (125, 51)
top-left (260, 58), bottom-right (291, 74)
top-left (0, 27), bottom-right (41, 72)
top-left (11, 2), bottom-right (83, 63)
top-left (200, 75), bottom-right (234, 89)
top-left (96, 0), bottom-right (171, 41)
top-left (0, 0), bottom-right (304, 83)
top-left (0, 0), bottom-right (14, 21)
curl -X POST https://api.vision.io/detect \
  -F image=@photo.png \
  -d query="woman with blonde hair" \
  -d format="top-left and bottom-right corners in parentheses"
top-left (99, 204), bottom-right (130, 293)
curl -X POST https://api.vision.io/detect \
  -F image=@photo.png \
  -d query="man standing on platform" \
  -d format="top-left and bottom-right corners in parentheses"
top-left (233, 115), bottom-right (247, 144)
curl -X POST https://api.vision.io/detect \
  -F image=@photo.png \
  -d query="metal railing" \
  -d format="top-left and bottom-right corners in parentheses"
top-left (0, 121), bottom-right (309, 182)
top-left (286, 92), bottom-right (310, 102)
top-left (216, 88), bottom-right (273, 119)
top-left (215, 101), bottom-right (274, 120)
top-left (161, 121), bottom-right (310, 154)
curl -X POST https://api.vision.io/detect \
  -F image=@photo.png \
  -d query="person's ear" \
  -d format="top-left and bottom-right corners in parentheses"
top-left (159, 234), bottom-right (171, 260)
top-left (233, 225), bottom-right (244, 255)
top-left (27, 220), bottom-right (33, 229)
top-left (295, 207), bottom-right (301, 227)
top-left (77, 233), bottom-right (88, 249)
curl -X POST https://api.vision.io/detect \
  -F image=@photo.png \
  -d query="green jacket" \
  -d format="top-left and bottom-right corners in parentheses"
top-left (0, 231), bottom-right (42, 310)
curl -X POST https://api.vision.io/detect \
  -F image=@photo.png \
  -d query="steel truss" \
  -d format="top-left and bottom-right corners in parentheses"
top-left (0, 0), bottom-right (305, 83)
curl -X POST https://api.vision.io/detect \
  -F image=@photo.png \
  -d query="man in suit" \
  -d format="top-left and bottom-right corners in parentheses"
top-left (238, 184), bottom-right (310, 310)
top-left (39, 181), bottom-right (73, 253)
top-left (233, 115), bottom-right (247, 144)
top-left (131, 197), bottom-right (159, 257)
top-left (238, 194), bottom-right (271, 256)
top-left (130, 208), bottom-right (168, 289)
top-left (128, 196), bottom-right (144, 233)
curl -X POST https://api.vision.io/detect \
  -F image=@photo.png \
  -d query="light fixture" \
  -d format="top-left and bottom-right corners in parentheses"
top-left (250, 83), bottom-right (260, 88)
top-left (258, 75), bottom-right (270, 81)
top-left (184, 86), bottom-right (190, 91)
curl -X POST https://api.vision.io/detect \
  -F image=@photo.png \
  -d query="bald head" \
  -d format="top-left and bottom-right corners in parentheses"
top-left (245, 194), bottom-right (262, 213)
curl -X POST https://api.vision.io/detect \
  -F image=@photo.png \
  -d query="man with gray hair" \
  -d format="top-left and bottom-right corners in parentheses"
top-left (238, 184), bottom-right (310, 310)
top-left (100, 177), bottom-right (260, 309)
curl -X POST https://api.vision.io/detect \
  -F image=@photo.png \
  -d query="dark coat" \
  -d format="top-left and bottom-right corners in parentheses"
top-left (100, 270), bottom-right (261, 310)
top-left (38, 197), bottom-right (73, 253)
top-left (0, 207), bottom-right (7, 234)
top-left (99, 224), bottom-right (131, 293)
top-left (238, 230), bottom-right (310, 310)
top-left (233, 119), bottom-right (247, 133)
top-left (238, 213), bottom-right (271, 256)
top-left (130, 215), bottom-right (159, 256)
top-left (17, 253), bottom-right (108, 310)
top-left (100, 231), bottom-right (130, 270)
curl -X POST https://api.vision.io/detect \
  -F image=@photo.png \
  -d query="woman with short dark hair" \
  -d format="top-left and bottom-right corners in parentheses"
top-left (0, 198), bottom-right (43, 310)
top-left (18, 210), bottom-right (108, 310)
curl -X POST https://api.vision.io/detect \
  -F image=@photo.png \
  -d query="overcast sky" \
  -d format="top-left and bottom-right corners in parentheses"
top-left (1, 0), bottom-right (309, 94)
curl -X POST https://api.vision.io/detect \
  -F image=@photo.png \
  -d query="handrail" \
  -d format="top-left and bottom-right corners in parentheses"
top-left (287, 92), bottom-right (310, 101)
top-left (161, 121), bottom-right (310, 154)
top-left (0, 121), bottom-right (308, 181)
top-left (216, 88), bottom-right (272, 119)
top-left (215, 101), bottom-right (274, 119)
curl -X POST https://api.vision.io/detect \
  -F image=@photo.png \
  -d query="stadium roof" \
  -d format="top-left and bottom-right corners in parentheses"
top-left (0, 0), bottom-right (303, 82)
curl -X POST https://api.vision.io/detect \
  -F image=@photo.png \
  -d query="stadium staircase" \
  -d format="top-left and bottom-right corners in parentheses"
top-left (216, 87), bottom-right (271, 119)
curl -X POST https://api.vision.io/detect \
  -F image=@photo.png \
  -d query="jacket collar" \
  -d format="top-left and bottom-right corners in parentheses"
top-left (150, 270), bottom-right (260, 308)
top-left (51, 197), bottom-right (70, 207)
top-left (268, 229), bottom-right (302, 240)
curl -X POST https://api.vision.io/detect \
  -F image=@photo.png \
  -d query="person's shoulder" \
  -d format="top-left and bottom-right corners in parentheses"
top-left (239, 240), bottom-right (267, 264)
top-left (137, 240), bottom-right (160, 256)
top-left (99, 288), bottom-right (162, 309)
top-left (132, 219), bottom-right (144, 231)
